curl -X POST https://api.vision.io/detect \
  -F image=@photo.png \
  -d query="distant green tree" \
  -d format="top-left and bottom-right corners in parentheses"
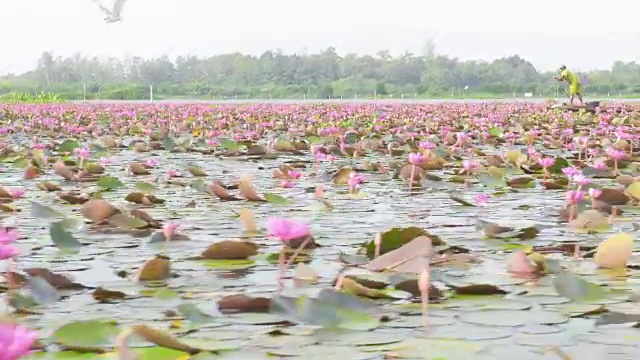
top-left (0, 50), bottom-right (638, 99)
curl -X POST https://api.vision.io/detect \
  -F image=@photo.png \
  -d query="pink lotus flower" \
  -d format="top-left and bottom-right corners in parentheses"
top-left (606, 148), bottom-right (626, 161)
top-left (145, 159), bottom-right (159, 167)
top-left (167, 169), bottom-right (181, 177)
top-left (0, 323), bottom-right (37, 359)
top-left (566, 189), bottom-right (585, 205)
top-left (0, 228), bottom-right (18, 244)
top-left (0, 243), bottom-right (19, 260)
top-left (419, 140), bottom-right (436, 150)
top-left (8, 189), bottom-right (25, 199)
top-left (460, 160), bottom-right (479, 175)
top-left (162, 223), bottom-right (179, 242)
top-left (474, 193), bottom-right (489, 206)
top-left (589, 188), bottom-right (602, 199)
top-left (99, 157), bottom-right (114, 165)
top-left (592, 161), bottom-right (607, 170)
top-left (572, 174), bottom-right (591, 187)
top-left (408, 152), bottom-right (425, 165)
top-left (281, 181), bottom-right (294, 188)
top-left (348, 172), bottom-right (365, 189)
top-left (265, 217), bottom-right (310, 242)
top-left (74, 148), bottom-right (90, 160)
top-left (538, 157), bottom-right (555, 168)
top-left (562, 166), bottom-right (581, 177)
top-left (33, 143), bottom-right (46, 150)
top-left (287, 170), bottom-right (302, 179)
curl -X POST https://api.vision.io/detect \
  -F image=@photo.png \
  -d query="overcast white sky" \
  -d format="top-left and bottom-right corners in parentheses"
top-left (1, 0), bottom-right (639, 75)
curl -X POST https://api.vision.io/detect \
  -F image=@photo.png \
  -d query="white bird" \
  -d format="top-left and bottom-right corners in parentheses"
top-left (92, 0), bottom-right (127, 23)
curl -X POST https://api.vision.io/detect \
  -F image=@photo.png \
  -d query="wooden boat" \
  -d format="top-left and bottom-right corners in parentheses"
top-left (551, 101), bottom-right (600, 114)
top-left (550, 100), bottom-right (639, 114)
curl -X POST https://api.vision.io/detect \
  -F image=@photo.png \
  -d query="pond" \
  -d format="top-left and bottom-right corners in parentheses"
top-left (0, 101), bottom-right (639, 359)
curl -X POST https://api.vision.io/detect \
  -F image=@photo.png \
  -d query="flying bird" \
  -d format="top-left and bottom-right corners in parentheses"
top-left (92, 0), bottom-right (127, 23)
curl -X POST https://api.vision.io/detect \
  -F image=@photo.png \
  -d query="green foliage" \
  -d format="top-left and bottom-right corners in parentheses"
top-left (0, 91), bottom-right (62, 103)
top-left (0, 50), bottom-right (639, 100)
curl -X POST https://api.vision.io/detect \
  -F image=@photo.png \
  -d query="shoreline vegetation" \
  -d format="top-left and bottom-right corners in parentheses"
top-left (1, 91), bottom-right (640, 105)
top-left (0, 49), bottom-right (638, 102)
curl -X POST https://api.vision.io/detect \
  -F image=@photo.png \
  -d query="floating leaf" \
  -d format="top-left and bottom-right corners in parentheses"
top-left (28, 276), bottom-right (61, 305)
top-left (552, 269), bottom-right (606, 303)
top-left (49, 221), bottom-right (82, 251)
top-left (594, 232), bottom-right (633, 269)
top-left (163, 137), bottom-right (177, 151)
top-left (136, 182), bottom-right (158, 193)
top-left (264, 192), bottom-right (293, 205)
top-left (53, 320), bottom-right (120, 350)
top-left (30, 201), bottom-right (64, 219)
top-left (57, 139), bottom-right (80, 153)
top-left (177, 303), bottom-right (217, 325)
top-left (488, 127), bottom-right (503, 137)
top-left (186, 166), bottom-right (207, 177)
top-left (626, 182), bottom-right (640, 201)
top-left (96, 176), bottom-right (124, 190)
top-left (108, 214), bottom-right (148, 230)
top-left (8, 292), bottom-right (38, 310)
top-left (220, 138), bottom-right (238, 151)
top-left (548, 157), bottom-right (569, 174)
top-left (450, 195), bottom-right (474, 207)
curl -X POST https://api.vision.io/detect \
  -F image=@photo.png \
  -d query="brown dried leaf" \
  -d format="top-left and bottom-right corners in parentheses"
top-left (598, 188), bottom-right (629, 206)
top-left (125, 192), bottom-right (153, 205)
top-left (130, 209), bottom-right (161, 228)
top-left (81, 199), bottom-right (118, 223)
top-left (239, 209), bottom-right (258, 233)
top-left (247, 145), bottom-right (267, 156)
top-left (91, 287), bottom-right (126, 302)
top-left (101, 136), bottom-right (118, 148)
top-left (399, 164), bottom-right (425, 185)
top-left (238, 175), bottom-right (265, 201)
top-left (129, 163), bottom-right (150, 175)
top-left (37, 181), bottom-right (61, 192)
top-left (366, 236), bottom-right (432, 273)
top-left (7, 268), bottom-right (85, 290)
top-left (54, 161), bottom-right (76, 181)
top-left (201, 240), bottom-right (258, 260)
top-left (23, 166), bottom-right (38, 180)
top-left (210, 182), bottom-right (241, 201)
top-left (332, 167), bottom-right (353, 185)
top-left (131, 324), bottom-right (196, 354)
top-left (0, 186), bottom-right (12, 199)
top-left (59, 192), bottom-right (89, 205)
top-left (134, 256), bottom-right (171, 282)
top-left (217, 294), bottom-right (271, 314)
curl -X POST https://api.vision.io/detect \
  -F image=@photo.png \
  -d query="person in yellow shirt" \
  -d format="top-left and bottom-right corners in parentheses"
top-left (554, 65), bottom-right (583, 106)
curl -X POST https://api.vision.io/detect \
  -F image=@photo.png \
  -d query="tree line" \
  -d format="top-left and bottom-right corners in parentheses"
top-left (0, 48), bottom-right (639, 100)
